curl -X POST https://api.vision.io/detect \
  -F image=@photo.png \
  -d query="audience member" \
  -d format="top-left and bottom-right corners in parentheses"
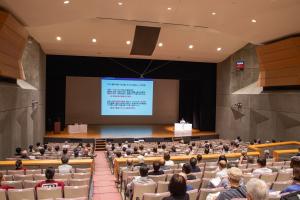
top-left (216, 167), bottom-right (246, 200)
top-left (15, 159), bottom-right (26, 171)
top-left (0, 172), bottom-right (14, 190)
top-left (58, 156), bottom-right (73, 174)
top-left (252, 157), bottom-right (272, 176)
top-left (124, 159), bottom-right (134, 171)
top-left (21, 150), bottom-right (29, 159)
top-left (28, 144), bottom-right (35, 153)
top-left (162, 174), bottom-right (189, 200)
top-left (216, 160), bottom-right (228, 179)
top-left (190, 157), bottom-right (201, 172)
top-left (196, 154), bottom-right (202, 163)
top-left (134, 155), bottom-right (146, 167)
top-left (62, 141), bottom-right (70, 149)
top-left (15, 147), bottom-right (22, 156)
top-left (149, 161), bottom-right (164, 175)
top-left (182, 164), bottom-right (196, 180)
top-left (281, 167), bottom-right (300, 193)
top-left (35, 167), bottom-right (64, 189)
top-left (164, 153), bottom-right (175, 167)
top-left (246, 178), bottom-right (268, 200)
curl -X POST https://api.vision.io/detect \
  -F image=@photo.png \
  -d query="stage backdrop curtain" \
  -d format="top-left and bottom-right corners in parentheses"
top-left (179, 80), bottom-right (216, 131)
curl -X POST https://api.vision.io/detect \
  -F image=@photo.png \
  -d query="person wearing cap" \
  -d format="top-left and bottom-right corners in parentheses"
top-left (252, 157), bottom-right (272, 176)
top-left (216, 167), bottom-right (247, 200)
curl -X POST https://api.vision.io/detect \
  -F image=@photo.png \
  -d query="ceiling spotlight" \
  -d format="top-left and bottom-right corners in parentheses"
top-left (167, 7), bottom-right (172, 11)
top-left (212, 12), bottom-right (216, 15)
top-left (64, 0), bottom-right (70, 4)
top-left (118, 2), bottom-right (123, 6)
top-left (188, 44), bottom-right (194, 49)
top-left (158, 42), bottom-right (163, 47)
top-left (92, 38), bottom-right (97, 43)
top-left (126, 40), bottom-right (131, 45)
top-left (251, 19), bottom-right (257, 23)
top-left (56, 36), bottom-right (62, 41)
top-left (217, 47), bottom-right (222, 51)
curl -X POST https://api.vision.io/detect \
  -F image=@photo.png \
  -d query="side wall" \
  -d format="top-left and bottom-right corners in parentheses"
top-left (0, 39), bottom-right (45, 159)
top-left (216, 44), bottom-right (300, 141)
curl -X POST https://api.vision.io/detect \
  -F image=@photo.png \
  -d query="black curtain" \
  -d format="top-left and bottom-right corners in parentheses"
top-left (179, 79), bottom-right (216, 131)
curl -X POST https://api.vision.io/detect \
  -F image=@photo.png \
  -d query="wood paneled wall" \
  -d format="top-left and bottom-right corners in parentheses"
top-left (0, 11), bottom-right (28, 79)
top-left (256, 37), bottom-right (300, 87)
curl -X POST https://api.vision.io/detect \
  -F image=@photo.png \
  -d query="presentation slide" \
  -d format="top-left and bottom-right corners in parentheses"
top-left (101, 78), bottom-right (153, 116)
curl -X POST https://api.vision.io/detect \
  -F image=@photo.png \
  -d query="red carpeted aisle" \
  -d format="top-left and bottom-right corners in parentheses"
top-left (93, 152), bottom-right (122, 200)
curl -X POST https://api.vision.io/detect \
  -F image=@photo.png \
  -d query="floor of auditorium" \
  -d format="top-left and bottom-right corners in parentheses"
top-left (45, 125), bottom-right (218, 140)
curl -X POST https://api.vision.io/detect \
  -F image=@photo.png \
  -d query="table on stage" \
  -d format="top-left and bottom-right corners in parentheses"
top-left (174, 122), bottom-right (192, 136)
top-left (68, 124), bottom-right (88, 133)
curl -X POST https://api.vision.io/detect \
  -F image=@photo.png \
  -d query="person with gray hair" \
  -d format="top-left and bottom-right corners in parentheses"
top-left (246, 178), bottom-right (268, 200)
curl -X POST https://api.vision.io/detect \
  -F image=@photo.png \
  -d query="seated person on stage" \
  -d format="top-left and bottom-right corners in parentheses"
top-left (281, 167), bottom-right (300, 194)
top-left (15, 159), bottom-right (27, 172)
top-left (35, 167), bottom-right (64, 189)
top-left (162, 174), bottom-right (189, 200)
top-left (58, 156), bottom-right (73, 174)
top-left (252, 157), bottom-right (272, 176)
top-left (0, 172), bottom-right (14, 190)
top-left (246, 178), bottom-right (268, 200)
top-left (126, 165), bottom-right (154, 197)
top-left (182, 164), bottom-right (196, 180)
top-left (164, 152), bottom-right (175, 167)
top-left (149, 161), bottom-right (164, 175)
top-left (180, 118), bottom-right (186, 124)
top-left (190, 157), bottom-right (201, 172)
top-left (216, 167), bottom-right (247, 200)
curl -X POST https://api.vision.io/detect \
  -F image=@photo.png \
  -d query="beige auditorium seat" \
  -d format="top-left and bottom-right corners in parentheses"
top-left (271, 181), bottom-right (292, 191)
top-left (7, 170), bottom-right (24, 175)
top-left (273, 162), bottom-right (285, 167)
top-left (37, 187), bottom-right (63, 199)
top-left (0, 189), bottom-right (5, 200)
top-left (69, 178), bottom-right (90, 186)
top-left (57, 198), bottom-right (88, 200)
top-left (187, 189), bottom-right (199, 200)
top-left (205, 162), bottom-right (217, 166)
top-left (200, 178), bottom-right (210, 188)
top-left (2, 181), bottom-right (23, 189)
top-left (191, 172), bottom-right (203, 179)
top-left (64, 185), bottom-right (89, 198)
top-left (26, 169), bottom-right (42, 175)
top-left (7, 188), bottom-right (35, 200)
top-left (156, 181), bottom-right (169, 193)
top-left (260, 172), bottom-right (278, 183)
top-left (203, 171), bottom-right (216, 179)
top-left (187, 179), bottom-right (201, 190)
top-left (14, 174), bottom-right (33, 181)
top-left (166, 174), bottom-right (174, 182)
top-left (23, 180), bottom-right (39, 188)
top-left (3, 175), bottom-right (13, 181)
top-left (247, 164), bottom-right (258, 169)
top-left (121, 170), bottom-right (140, 191)
top-left (238, 164), bottom-right (247, 169)
top-left (204, 166), bottom-right (217, 172)
top-left (0, 170), bottom-right (6, 175)
top-left (197, 163), bottom-right (205, 168)
top-left (242, 174), bottom-right (259, 184)
top-left (199, 188), bottom-right (225, 200)
top-left (162, 170), bottom-right (173, 175)
top-left (55, 173), bottom-right (72, 180)
top-left (148, 174), bottom-right (166, 183)
top-left (143, 192), bottom-right (170, 200)
top-left (132, 182), bottom-right (157, 200)
top-left (34, 174), bottom-right (46, 180)
top-left (276, 171), bottom-right (292, 181)
top-left (56, 179), bottom-right (69, 186)
top-left (73, 173), bottom-right (91, 179)
top-left (76, 168), bottom-right (91, 173)
top-left (242, 168), bottom-right (253, 173)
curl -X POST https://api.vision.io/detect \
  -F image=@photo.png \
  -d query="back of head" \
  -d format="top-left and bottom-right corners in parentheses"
top-left (257, 157), bottom-right (267, 167)
top-left (228, 167), bottom-right (242, 184)
top-left (218, 155), bottom-right (227, 163)
top-left (291, 156), bottom-right (300, 168)
top-left (197, 154), bottom-right (202, 162)
top-left (62, 148), bottom-right (68, 155)
top-left (164, 152), bottom-right (170, 161)
top-left (127, 159), bottom-right (133, 167)
top-left (162, 144), bottom-right (166, 149)
top-left (139, 165), bottom-right (149, 177)
top-left (55, 145), bottom-right (60, 152)
top-left (190, 157), bottom-right (197, 167)
top-left (219, 160), bottom-right (227, 169)
top-left (15, 159), bottom-right (23, 170)
top-left (293, 167), bottom-right (300, 182)
top-left (246, 178), bottom-right (268, 200)
top-left (153, 161), bottom-right (161, 171)
top-left (247, 156), bottom-right (255, 164)
top-left (16, 147), bottom-right (22, 154)
top-left (39, 148), bottom-right (45, 156)
top-left (45, 167), bottom-right (55, 180)
top-left (61, 156), bottom-right (69, 164)
top-left (182, 163), bottom-right (192, 174)
top-left (169, 174), bottom-right (187, 197)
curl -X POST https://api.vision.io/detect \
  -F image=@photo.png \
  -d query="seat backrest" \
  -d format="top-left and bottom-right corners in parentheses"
top-left (247, 164), bottom-right (258, 169)
top-left (242, 168), bottom-right (253, 173)
top-left (205, 162), bottom-right (217, 167)
top-left (14, 174), bottom-right (33, 181)
top-left (69, 178), bottom-right (90, 186)
top-left (148, 175), bottom-right (166, 183)
top-left (64, 185), bottom-right (89, 198)
top-left (162, 170), bottom-right (173, 175)
top-left (7, 188), bottom-right (35, 200)
top-left (0, 189), bottom-right (6, 200)
top-left (76, 168), bottom-right (91, 173)
top-left (242, 174), bottom-right (259, 184)
top-left (55, 173), bottom-right (72, 180)
top-left (26, 169), bottom-right (42, 175)
top-left (0, 170), bottom-right (6, 175)
top-left (2, 181), bottom-right (23, 189)
top-left (203, 171), bottom-right (216, 178)
top-left (271, 181), bottom-right (293, 191)
top-left (187, 179), bottom-right (201, 190)
top-left (173, 169), bottom-right (182, 174)
top-left (34, 174), bottom-right (46, 180)
top-left (156, 181), bottom-right (169, 193)
top-left (166, 174), bottom-right (174, 182)
top-left (56, 179), bottom-right (69, 186)
top-left (191, 172), bottom-right (203, 179)
top-left (204, 166), bottom-right (217, 172)
top-left (133, 182), bottom-right (157, 200)
top-left (276, 171), bottom-right (292, 181)
top-left (73, 173), bottom-right (91, 179)
top-left (7, 170), bottom-right (24, 175)
top-left (273, 162), bottom-right (285, 167)
top-left (199, 188), bottom-right (225, 200)
top-left (238, 164), bottom-right (247, 169)
top-left (23, 180), bottom-right (39, 188)
top-left (143, 192), bottom-right (170, 200)
top-left (37, 187), bottom-right (63, 199)
top-left (187, 189), bottom-right (199, 200)
top-left (200, 178), bottom-right (210, 188)
top-left (260, 172), bottom-right (278, 183)
top-left (3, 175), bottom-right (13, 181)
top-left (56, 198), bottom-right (88, 200)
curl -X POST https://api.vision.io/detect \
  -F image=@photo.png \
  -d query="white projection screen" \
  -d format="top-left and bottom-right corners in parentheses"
top-left (65, 76), bottom-right (179, 125)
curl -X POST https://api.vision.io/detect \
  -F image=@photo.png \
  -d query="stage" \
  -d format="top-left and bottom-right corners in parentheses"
top-left (44, 125), bottom-right (218, 142)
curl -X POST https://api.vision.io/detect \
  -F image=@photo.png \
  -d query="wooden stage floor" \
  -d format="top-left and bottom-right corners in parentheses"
top-left (45, 125), bottom-right (217, 140)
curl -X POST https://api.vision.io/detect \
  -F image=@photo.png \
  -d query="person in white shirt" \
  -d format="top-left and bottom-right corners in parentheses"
top-left (62, 141), bottom-right (70, 149)
top-left (164, 152), bottom-right (175, 167)
top-left (58, 156), bottom-right (73, 174)
top-left (216, 160), bottom-right (228, 179)
top-left (252, 157), bottom-right (272, 176)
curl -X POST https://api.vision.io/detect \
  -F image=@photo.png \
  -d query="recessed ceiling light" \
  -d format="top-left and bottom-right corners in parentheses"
top-left (188, 44), bottom-right (194, 49)
top-left (56, 36), bottom-right (62, 41)
top-left (118, 2), bottom-right (123, 6)
top-left (92, 38), bottom-right (97, 43)
top-left (212, 12), bottom-right (216, 15)
top-left (167, 7), bottom-right (172, 11)
top-left (251, 19), bottom-right (257, 23)
top-left (217, 47), bottom-right (222, 51)
top-left (64, 0), bottom-right (70, 4)
top-left (126, 40), bottom-right (131, 45)
top-left (158, 42), bottom-right (163, 47)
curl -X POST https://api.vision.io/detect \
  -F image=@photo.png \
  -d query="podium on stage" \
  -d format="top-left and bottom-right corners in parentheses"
top-left (174, 122), bottom-right (192, 136)
top-left (68, 123), bottom-right (88, 134)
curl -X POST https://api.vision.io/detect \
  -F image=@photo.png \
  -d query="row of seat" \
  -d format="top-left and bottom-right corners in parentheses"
top-left (0, 185), bottom-right (88, 200)
top-left (0, 168), bottom-right (91, 175)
